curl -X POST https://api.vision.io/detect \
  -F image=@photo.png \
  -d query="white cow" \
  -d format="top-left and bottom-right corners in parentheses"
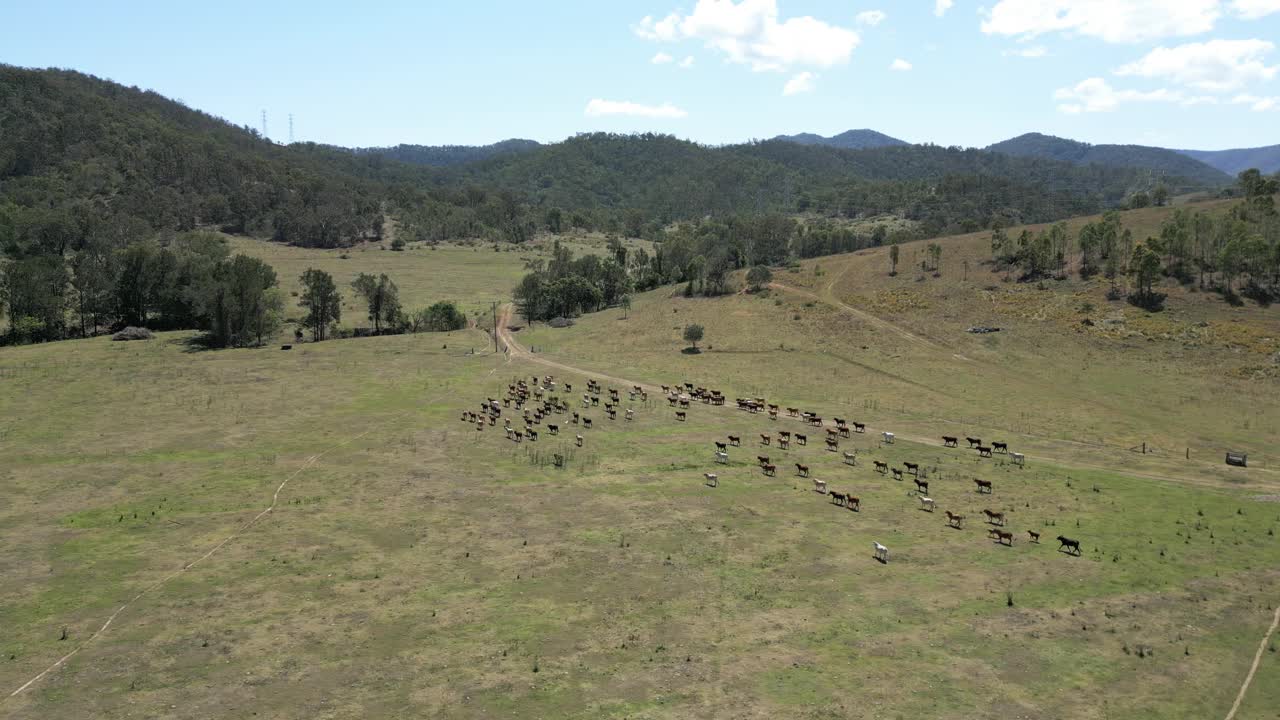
top-left (715, 451), bottom-right (729, 464)
top-left (704, 472), bottom-right (719, 487)
top-left (882, 431), bottom-right (895, 444)
top-left (918, 496), bottom-right (935, 512)
top-left (813, 478), bottom-right (828, 494)
top-left (843, 450), bottom-right (857, 466)
top-left (625, 409), bottom-right (635, 421)
top-left (1011, 452), bottom-right (1026, 467)
top-left (873, 542), bottom-right (889, 562)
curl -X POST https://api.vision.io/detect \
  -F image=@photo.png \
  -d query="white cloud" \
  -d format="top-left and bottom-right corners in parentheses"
top-left (1115, 39), bottom-right (1277, 92)
top-left (783, 71), bottom-right (817, 95)
top-left (679, 55), bottom-right (696, 68)
top-left (584, 99), bottom-right (688, 118)
top-left (890, 58), bottom-right (913, 71)
top-left (1231, 0), bottom-right (1280, 19)
top-left (856, 9), bottom-right (887, 26)
top-left (635, 0), bottom-right (860, 73)
top-left (651, 52), bottom-right (675, 64)
top-left (1052, 77), bottom-right (1214, 112)
top-left (1002, 45), bottom-right (1048, 57)
top-left (1231, 93), bottom-right (1280, 110)
top-left (635, 12), bottom-right (682, 41)
top-left (935, 0), bottom-right (954, 17)
top-left (981, 0), bottom-right (1221, 44)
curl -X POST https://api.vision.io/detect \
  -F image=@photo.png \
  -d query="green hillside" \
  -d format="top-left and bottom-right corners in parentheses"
top-left (987, 133), bottom-right (1231, 187)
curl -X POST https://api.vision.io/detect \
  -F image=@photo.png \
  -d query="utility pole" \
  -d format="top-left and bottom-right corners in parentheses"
top-left (491, 302), bottom-right (499, 353)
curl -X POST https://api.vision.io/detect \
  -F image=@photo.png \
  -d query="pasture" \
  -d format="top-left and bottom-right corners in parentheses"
top-left (2, 324), bottom-right (1279, 719)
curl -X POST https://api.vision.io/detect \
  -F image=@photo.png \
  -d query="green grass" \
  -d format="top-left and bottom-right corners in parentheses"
top-left (4, 205), bottom-right (1280, 718)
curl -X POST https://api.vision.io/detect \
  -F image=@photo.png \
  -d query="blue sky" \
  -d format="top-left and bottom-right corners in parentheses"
top-left (3, 1), bottom-right (1279, 150)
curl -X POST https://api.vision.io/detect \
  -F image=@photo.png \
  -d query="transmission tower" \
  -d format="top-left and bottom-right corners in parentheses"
top-left (288, 113), bottom-right (294, 144)
top-left (261, 110), bottom-right (268, 139)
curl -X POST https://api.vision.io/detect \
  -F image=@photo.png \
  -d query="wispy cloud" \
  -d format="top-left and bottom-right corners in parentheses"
top-left (679, 55), bottom-right (695, 68)
top-left (635, 0), bottom-right (861, 73)
top-left (982, 0), bottom-right (1221, 44)
top-left (651, 52), bottom-right (674, 64)
top-left (584, 99), bottom-right (688, 118)
top-left (1053, 77), bottom-right (1216, 113)
top-left (1003, 45), bottom-right (1048, 58)
top-left (1115, 39), bottom-right (1277, 92)
top-left (1231, 0), bottom-right (1280, 20)
top-left (783, 71), bottom-right (817, 95)
top-left (890, 58), bottom-right (913, 71)
top-left (935, 0), bottom-right (954, 17)
top-left (855, 10), bottom-right (886, 26)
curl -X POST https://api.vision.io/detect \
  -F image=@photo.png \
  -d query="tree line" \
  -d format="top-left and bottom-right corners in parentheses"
top-left (990, 170), bottom-right (1280, 308)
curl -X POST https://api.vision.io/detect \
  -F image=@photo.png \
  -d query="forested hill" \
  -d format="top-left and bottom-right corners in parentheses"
top-left (771, 129), bottom-right (907, 150)
top-left (352, 139), bottom-right (542, 167)
top-left (1177, 144), bottom-right (1280, 176)
top-left (986, 133), bottom-right (1230, 187)
top-left (443, 133), bottom-right (1207, 234)
top-left (0, 64), bottom-right (403, 249)
top-left (0, 65), bottom-right (1230, 255)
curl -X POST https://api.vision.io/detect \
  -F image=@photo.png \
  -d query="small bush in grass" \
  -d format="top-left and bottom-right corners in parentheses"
top-left (548, 317), bottom-right (575, 329)
top-left (112, 327), bottom-right (153, 341)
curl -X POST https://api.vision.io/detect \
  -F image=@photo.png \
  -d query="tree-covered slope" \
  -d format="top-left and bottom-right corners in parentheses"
top-left (352, 139), bottom-right (542, 167)
top-left (772, 129), bottom-right (908, 150)
top-left (0, 64), bottom-right (391, 248)
top-left (1177, 145), bottom-right (1280, 176)
top-left (987, 133), bottom-right (1230, 187)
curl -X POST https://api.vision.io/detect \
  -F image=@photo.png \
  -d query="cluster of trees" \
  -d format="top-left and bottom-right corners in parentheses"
top-left (990, 170), bottom-right (1280, 306)
top-left (0, 229), bottom-right (284, 346)
top-left (298, 268), bottom-right (467, 340)
top-left (512, 240), bottom-right (632, 322)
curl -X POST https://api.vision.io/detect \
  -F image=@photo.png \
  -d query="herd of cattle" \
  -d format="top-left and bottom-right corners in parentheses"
top-left (464, 376), bottom-right (1083, 561)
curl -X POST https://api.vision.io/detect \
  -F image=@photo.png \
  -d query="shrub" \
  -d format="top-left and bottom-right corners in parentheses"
top-left (548, 316), bottom-right (575, 328)
top-left (111, 327), bottom-right (153, 341)
top-left (390, 237), bottom-right (406, 251)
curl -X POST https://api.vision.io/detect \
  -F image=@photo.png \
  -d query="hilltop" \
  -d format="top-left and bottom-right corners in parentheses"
top-left (771, 128), bottom-right (908, 150)
top-left (1177, 144), bottom-right (1280, 176)
top-left (352, 138), bottom-right (542, 167)
top-left (986, 133), bottom-right (1230, 187)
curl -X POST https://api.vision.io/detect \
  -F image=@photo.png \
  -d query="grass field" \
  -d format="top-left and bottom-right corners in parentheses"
top-left (228, 231), bottom-right (652, 332)
top-left (4, 203), bottom-right (1280, 718)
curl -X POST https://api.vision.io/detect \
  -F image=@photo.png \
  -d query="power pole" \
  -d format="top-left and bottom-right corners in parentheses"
top-left (491, 301), bottom-right (499, 353)
top-left (288, 113), bottom-right (294, 144)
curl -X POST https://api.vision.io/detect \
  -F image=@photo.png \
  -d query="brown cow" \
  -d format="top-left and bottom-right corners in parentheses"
top-left (763, 464), bottom-right (777, 477)
top-left (796, 463), bottom-right (810, 477)
top-left (974, 479), bottom-right (993, 494)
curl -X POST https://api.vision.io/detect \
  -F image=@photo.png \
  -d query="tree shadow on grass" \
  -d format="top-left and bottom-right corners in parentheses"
top-left (166, 333), bottom-right (223, 353)
top-left (681, 347), bottom-right (703, 355)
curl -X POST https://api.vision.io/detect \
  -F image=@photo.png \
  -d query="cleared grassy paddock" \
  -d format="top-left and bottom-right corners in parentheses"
top-left (2, 328), bottom-right (1279, 719)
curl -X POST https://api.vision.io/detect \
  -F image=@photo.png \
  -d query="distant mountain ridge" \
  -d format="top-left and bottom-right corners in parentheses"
top-left (985, 132), bottom-right (1230, 187)
top-left (1175, 145), bottom-right (1280, 176)
top-left (353, 139), bottom-right (542, 167)
top-left (772, 129), bottom-right (907, 150)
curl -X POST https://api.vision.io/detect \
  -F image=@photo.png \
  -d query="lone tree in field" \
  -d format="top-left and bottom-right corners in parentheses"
top-left (1129, 242), bottom-right (1162, 301)
top-left (683, 323), bottom-right (704, 351)
top-left (620, 294), bottom-right (631, 319)
top-left (746, 265), bottom-right (773, 292)
top-left (927, 243), bottom-right (943, 273)
top-left (351, 273), bottom-right (402, 333)
top-left (299, 268), bottom-right (341, 341)
top-left (889, 244), bottom-right (900, 275)
top-left (1152, 184), bottom-right (1169, 207)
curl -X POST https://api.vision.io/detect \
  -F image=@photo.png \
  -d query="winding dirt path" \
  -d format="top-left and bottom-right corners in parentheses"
top-left (1224, 604), bottom-right (1280, 720)
top-left (496, 305), bottom-right (1278, 496)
